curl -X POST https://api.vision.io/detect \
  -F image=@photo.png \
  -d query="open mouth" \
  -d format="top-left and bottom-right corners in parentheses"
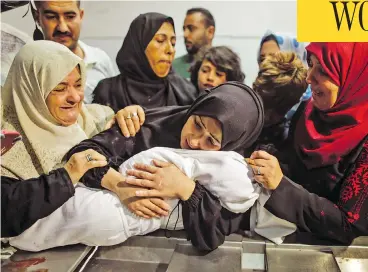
top-left (204, 84), bottom-right (214, 89)
top-left (159, 60), bottom-right (172, 64)
top-left (60, 106), bottom-right (76, 110)
top-left (312, 90), bottom-right (323, 97)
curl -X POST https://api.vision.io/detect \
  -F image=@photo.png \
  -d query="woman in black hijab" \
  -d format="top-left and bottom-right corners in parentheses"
top-left (92, 13), bottom-right (198, 112)
top-left (68, 82), bottom-right (263, 185)
top-left (67, 82), bottom-right (263, 250)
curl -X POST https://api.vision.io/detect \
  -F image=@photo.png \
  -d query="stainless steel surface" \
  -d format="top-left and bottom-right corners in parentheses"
top-left (1, 244), bottom-right (93, 272)
top-left (351, 236), bottom-right (368, 247)
top-left (335, 258), bottom-right (368, 272)
top-left (83, 236), bottom-right (179, 272)
top-left (95, 236), bottom-right (177, 264)
top-left (333, 246), bottom-right (368, 272)
top-left (166, 242), bottom-right (242, 272)
top-left (266, 244), bottom-right (339, 272)
top-left (242, 240), bottom-right (266, 271)
top-left (5, 232), bottom-right (368, 271)
top-left (84, 259), bottom-right (169, 272)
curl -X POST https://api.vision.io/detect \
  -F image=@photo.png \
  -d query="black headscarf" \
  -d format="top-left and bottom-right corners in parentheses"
top-left (186, 82), bottom-right (264, 152)
top-left (92, 12), bottom-right (198, 112)
top-left (129, 81), bottom-right (264, 154)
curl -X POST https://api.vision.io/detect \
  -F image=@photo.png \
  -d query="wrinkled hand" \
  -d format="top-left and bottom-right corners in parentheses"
top-left (245, 150), bottom-right (283, 190)
top-left (64, 149), bottom-right (107, 184)
top-left (115, 105), bottom-right (145, 137)
top-left (125, 160), bottom-right (196, 201)
top-left (123, 197), bottom-right (170, 219)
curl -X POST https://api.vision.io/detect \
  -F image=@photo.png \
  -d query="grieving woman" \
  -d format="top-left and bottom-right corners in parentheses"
top-left (1, 41), bottom-right (130, 235)
top-left (92, 13), bottom-right (198, 112)
top-left (190, 46), bottom-right (245, 92)
top-left (1, 40), bottom-right (114, 180)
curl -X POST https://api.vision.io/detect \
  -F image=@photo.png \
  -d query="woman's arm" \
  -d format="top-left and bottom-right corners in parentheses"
top-left (1, 169), bottom-right (74, 237)
top-left (182, 183), bottom-right (251, 251)
top-left (252, 144), bottom-right (368, 244)
top-left (1, 149), bottom-right (107, 237)
top-left (65, 124), bottom-right (130, 188)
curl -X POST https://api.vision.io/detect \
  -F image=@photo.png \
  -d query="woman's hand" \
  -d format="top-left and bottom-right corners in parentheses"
top-left (245, 150), bottom-right (283, 190)
top-left (115, 105), bottom-right (145, 137)
top-left (123, 197), bottom-right (170, 219)
top-left (64, 149), bottom-right (108, 184)
top-left (101, 168), bottom-right (169, 219)
top-left (125, 160), bottom-right (196, 201)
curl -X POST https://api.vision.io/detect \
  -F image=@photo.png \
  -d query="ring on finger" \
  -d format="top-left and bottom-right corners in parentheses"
top-left (131, 112), bottom-right (138, 118)
top-left (256, 167), bottom-right (261, 175)
top-left (86, 153), bottom-right (93, 162)
top-left (125, 113), bottom-right (132, 120)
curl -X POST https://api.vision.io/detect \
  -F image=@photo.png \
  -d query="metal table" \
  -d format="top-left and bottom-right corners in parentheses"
top-left (2, 232), bottom-right (368, 271)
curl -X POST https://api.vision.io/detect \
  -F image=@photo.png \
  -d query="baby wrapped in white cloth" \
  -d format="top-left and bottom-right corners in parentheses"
top-left (8, 147), bottom-right (295, 251)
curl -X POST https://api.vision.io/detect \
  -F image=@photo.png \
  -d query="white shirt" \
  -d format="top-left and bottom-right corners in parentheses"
top-left (79, 41), bottom-right (119, 104)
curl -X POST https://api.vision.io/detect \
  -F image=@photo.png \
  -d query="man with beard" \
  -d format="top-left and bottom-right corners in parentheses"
top-left (173, 8), bottom-right (215, 80)
top-left (32, 0), bottom-right (118, 104)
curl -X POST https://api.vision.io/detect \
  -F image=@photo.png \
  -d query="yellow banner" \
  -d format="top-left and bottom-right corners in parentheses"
top-left (298, 0), bottom-right (368, 41)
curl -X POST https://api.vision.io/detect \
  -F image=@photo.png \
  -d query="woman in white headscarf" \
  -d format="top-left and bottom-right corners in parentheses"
top-left (258, 30), bottom-right (308, 66)
top-left (1, 40), bottom-right (116, 180)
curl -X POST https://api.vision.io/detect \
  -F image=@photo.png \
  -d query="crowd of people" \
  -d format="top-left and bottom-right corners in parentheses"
top-left (1, 0), bottom-right (367, 252)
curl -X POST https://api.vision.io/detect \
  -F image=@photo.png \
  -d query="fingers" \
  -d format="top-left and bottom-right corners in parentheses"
top-left (129, 198), bottom-right (169, 218)
top-left (152, 159), bottom-right (171, 168)
top-left (126, 169), bottom-right (155, 180)
top-left (249, 165), bottom-right (264, 176)
top-left (116, 110), bottom-right (136, 137)
top-left (244, 158), bottom-right (252, 164)
top-left (117, 117), bottom-right (131, 138)
top-left (116, 106), bottom-right (144, 137)
top-left (246, 158), bottom-right (267, 167)
top-left (139, 206), bottom-right (160, 218)
top-left (135, 189), bottom-right (163, 198)
top-left (145, 199), bottom-right (169, 216)
top-left (131, 113), bottom-right (141, 134)
top-left (250, 150), bottom-right (274, 160)
top-left (132, 163), bottom-right (158, 174)
top-left (136, 106), bottom-right (145, 125)
top-left (125, 117), bottom-right (136, 137)
top-left (135, 210), bottom-right (151, 219)
top-left (125, 178), bottom-right (157, 189)
top-left (150, 198), bottom-right (170, 212)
